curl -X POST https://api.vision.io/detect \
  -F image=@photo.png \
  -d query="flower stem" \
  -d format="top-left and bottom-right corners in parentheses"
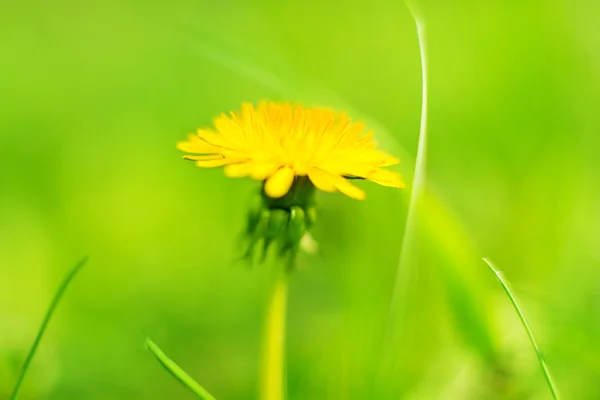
top-left (260, 268), bottom-right (288, 400)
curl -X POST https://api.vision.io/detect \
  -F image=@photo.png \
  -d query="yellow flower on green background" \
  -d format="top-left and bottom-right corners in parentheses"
top-left (178, 102), bottom-right (404, 200)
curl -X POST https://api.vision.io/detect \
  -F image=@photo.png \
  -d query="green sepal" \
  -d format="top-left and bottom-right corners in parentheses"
top-left (242, 209), bottom-right (270, 262)
top-left (288, 206), bottom-right (306, 244)
top-left (241, 177), bottom-right (317, 267)
top-left (245, 194), bottom-right (266, 235)
top-left (266, 209), bottom-right (289, 239)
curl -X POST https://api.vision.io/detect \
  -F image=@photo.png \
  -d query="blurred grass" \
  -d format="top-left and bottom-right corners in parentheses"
top-left (10, 257), bottom-right (87, 400)
top-left (1, 0), bottom-right (600, 399)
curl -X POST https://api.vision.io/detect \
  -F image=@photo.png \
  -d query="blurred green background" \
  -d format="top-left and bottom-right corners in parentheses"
top-left (1, 0), bottom-right (599, 398)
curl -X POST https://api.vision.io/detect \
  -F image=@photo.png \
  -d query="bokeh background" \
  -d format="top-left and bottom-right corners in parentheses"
top-left (2, 0), bottom-right (599, 398)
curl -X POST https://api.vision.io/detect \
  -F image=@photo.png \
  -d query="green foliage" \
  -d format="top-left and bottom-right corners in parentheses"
top-left (1, 0), bottom-right (599, 398)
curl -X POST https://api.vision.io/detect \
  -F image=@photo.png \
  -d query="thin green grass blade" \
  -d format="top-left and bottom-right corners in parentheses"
top-left (382, 0), bottom-right (429, 351)
top-left (374, 4), bottom-right (497, 393)
top-left (146, 338), bottom-right (217, 400)
top-left (482, 258), bottom-right (560, 400)
top-left (10, 256), bottom-right (89, 400)
top-left (373, 5), bottom-right (430, 392)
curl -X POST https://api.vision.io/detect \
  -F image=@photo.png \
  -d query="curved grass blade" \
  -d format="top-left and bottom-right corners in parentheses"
top-left (372, 3), bottom-right (430, 393)
top-left (146, 338), bottom-right (217, 400)
top-left (382, 0), bottom-right (429, 353)
top-left (483, 258), bottom-right (560, 400)
top-left (10, 256), bottom-right (89, 400)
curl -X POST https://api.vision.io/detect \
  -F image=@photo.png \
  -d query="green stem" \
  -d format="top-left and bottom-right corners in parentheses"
top-left (260, 269), bottom-right (288, 400)
top-left (146, 338), bottom-right (217, 400)
top-left (10, 256), bottom-right (88, 400)
top-left (483, 258), bottom-right (560, 400)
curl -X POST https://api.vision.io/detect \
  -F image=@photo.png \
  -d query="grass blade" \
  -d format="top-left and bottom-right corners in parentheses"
top-left (374, 5), bottom-right (430, 393)
top-left (382, 0), bottom-right (429, 348)
top-left (146, 338), bottom-right (217, 400)
top-left (10, 256), bottom-right (89, 400)
top-left (482, 258), bottom-right (560, 400)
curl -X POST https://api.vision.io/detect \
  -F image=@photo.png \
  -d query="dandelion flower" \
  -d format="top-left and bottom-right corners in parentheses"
top-left (178, 102), bottom-right (404, 200)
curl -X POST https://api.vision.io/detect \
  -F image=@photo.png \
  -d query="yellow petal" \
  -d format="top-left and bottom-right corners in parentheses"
top-left (328, 173), bottom-right (366, 200)
top-left (318, 162), bottom-right (374, 177)
top-left (224, 162), bottom-right (254, 178)
top-left (264, 166), bottom-right (295, 198)
top-left (214, 114), bottom-right (245, 143)
top-left (240, 102), bottom-right (256, 130)
top-left (177, 134), bottom-right (219, 154)
top-left (183, 155), bottom-right (222, 161)
top-left (197, 129), bottom-right (233, 149)
top-left (368, 169), bottom-right (405, 188)
top-left (380, 154), bottom-right (400, 166)
top-left (308, 168), bottom-right (336, 192)
top-left (250, 164), bottom-right (280, 180)
top-left (195, 158), bottom-right (241, 168)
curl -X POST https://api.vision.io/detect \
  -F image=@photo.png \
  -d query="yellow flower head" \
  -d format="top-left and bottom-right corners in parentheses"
top-left (178, 102), bottom-right (404, 200)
